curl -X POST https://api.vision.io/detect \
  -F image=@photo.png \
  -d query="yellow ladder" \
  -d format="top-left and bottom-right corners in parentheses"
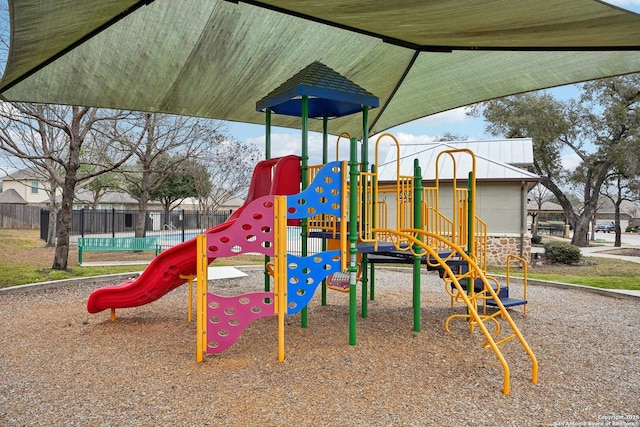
top-left (375, 228), bottom-right (538, 395)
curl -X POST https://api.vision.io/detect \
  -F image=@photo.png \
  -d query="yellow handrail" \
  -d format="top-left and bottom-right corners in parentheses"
top-left (335, 132), bottom-right (351, 161)
top-left (372, 227), bottom-right (538, 395)
top-left (435, 149), bottom-right (477, 253)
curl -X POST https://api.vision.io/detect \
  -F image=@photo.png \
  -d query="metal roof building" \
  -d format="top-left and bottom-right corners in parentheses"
top-left (377, 139), bottom-right (539, 183)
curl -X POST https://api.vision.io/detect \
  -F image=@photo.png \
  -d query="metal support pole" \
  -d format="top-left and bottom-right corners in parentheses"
top-left (370, 263), bottom-right (375, 300)
top-left (413, 159), bottom-right (423, 332)
top-left (274, 196), bottom-right (287, 362)
top-left (466, 171), bottom-right (475, 326)
top-left (360, 106), bottom-right (369, 318)
top-left (361, 254), bottom-right (368, 318)
top-left (370, 164), bottom-right (377, 301)
top-left (349, 137), bottom-right (359, 345)
top-left (321, 116), bottom-right (328, 306)
top-left (196, 234), bottom-right (208, 362)
top-left (467, 172), bottom-right (474, 298)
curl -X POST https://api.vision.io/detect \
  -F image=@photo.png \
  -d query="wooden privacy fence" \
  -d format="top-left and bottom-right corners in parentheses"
top-left (0, 204), bottom-right (41, 228)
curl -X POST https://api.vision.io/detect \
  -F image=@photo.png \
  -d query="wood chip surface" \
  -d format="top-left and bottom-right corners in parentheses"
top-left (1, 267), bottom-right (639, 426)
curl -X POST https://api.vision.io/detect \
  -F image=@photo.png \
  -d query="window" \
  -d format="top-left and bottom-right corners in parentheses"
top-left (30, 180), bottom-right (38, 194)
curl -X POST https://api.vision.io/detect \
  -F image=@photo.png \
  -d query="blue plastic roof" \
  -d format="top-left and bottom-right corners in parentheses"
top-left (256, 61), bottom-right (379, 118)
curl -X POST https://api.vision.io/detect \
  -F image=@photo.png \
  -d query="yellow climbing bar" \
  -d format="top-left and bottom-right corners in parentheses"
top-left (372, 227), bottom-right (538, 395)
top-left (274, 195), bottom-right (288, 362)
top-left (196, 234), bottom-right (208, 362)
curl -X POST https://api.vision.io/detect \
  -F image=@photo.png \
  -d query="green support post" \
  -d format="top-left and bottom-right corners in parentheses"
top-left (361, 254), bottom-right (368, 318)
top-left (360, 106), bottom-right (369, 318)
top-left (413, 159), bottom-right (423, 332)
top-left (349, 137), bottom-right (359, 345)
top-left (370, 264), bottom-right (375, 300)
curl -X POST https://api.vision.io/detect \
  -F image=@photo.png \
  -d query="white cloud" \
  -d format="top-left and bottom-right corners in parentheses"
top-left (393, 133), bottom-right (437, 145)
top-left (561, 152), bottom-right (582, 171)
top-left (411, 107), bottom-right (471, 126)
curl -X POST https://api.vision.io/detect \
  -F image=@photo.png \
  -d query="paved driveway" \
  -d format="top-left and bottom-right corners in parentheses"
top-left (588, 230), bottom-right (640, 246)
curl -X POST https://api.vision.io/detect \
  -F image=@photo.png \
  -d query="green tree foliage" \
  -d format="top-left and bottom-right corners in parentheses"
top-left (149, 156), bottom-right (207, 214)
top-left (474, 74), bottom-right (640, 246)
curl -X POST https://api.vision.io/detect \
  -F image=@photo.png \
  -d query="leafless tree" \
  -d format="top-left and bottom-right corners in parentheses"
top-left (0, 102), bottom-right (136, 269)
top-left (118, 112), bottom-right (229, 237)
top-left (205, 139), bottom-right (262, 212)
top-left (599, 173), bottom-right (640, 246)
top-left (528, 183), bottom-right (552, 232)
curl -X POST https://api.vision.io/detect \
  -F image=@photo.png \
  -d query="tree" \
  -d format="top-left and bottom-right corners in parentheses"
top-left (149, 155), bottom-right (202, 214)
top-left (191, 159), bottom-right (214, 219)
top-left (119, 112), bottom-right (227, 237)
top-left (599, 173), bottom-right (640, 245)
top-left (473, 75), bottom-right (640, 246)
top-left (528, 183), bottom-right (553, 232)
top-left (0, 103), bottom-right (135, 269)
top-left (204, 139), bottom-right (262, 212)
top-left (434, 132), bottom-right (468, 142)
top-left (75, 171), bottom-right (121, 209)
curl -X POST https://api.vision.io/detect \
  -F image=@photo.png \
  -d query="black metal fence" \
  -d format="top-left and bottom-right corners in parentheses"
top-left (40, 209), bottom-right (321, 255)
top-left (41, 208), bottom-right (232, 247)
top-left (40, 208), bottom-right (322, 255)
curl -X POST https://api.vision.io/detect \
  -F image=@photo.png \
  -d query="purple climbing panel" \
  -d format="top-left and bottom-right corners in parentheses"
top-left (206, 195), bottom-right (276, 258)
top-left (206, 292), bottom-right (275, 353)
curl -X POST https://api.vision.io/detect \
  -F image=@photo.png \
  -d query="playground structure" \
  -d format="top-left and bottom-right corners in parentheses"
top-left (193, 134), bottom-right (536, 395)
top-left (86, 155), bottom-right (302, 316)
top-left (87, 61), bottom-right (537, 395)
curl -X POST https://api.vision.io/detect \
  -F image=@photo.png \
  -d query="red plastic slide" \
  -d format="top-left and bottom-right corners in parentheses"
top-left (87, 155), bottom-right (301, 314)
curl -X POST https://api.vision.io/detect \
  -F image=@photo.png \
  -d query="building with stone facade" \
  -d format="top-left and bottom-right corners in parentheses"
top-left (377, 139), bottom-right (539, 267)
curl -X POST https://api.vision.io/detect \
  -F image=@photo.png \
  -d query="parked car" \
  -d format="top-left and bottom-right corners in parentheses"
top-left (594, 221), bottom-right (615, 233)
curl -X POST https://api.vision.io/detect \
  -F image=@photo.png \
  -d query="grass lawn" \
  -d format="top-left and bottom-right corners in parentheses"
top-left (0, 229), bottom-right (263, 289)
top-left (488, 256), bottom-right (640, 291)
top-left (1, 229), bottom-right (639, 291)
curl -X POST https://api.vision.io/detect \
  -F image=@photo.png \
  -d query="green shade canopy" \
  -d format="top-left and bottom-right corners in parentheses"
top-left (1, 1), bottom-right (640, 138)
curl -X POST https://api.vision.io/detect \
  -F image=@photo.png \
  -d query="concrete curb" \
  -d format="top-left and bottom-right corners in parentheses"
top-left (494, 275), bottom-right (640, 300)
top-left (0, 265), bottom-right (266, 295)
top-left (0, 272), bottom-right (141, 295)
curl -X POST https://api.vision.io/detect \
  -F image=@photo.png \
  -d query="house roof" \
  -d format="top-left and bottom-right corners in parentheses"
top-left (377, 140), bottom-right (539, 182)
top-left (528, 199), bottom-right (640, 216)
top-left (527, 200), bottom-right (563, 212)
top-left (421, 139), bottom-right (534, 168)
top-left (0, 189), bottom-right (28, 204)
top-left (4, 167), bottom-right (42, 180)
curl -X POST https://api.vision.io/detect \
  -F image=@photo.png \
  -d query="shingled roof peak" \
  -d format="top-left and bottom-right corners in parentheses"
top-left (256, 61), bottom-right (378, 119)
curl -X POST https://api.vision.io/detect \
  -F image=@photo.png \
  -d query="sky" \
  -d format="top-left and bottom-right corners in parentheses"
top-left (223, 0), bottom-right (640, 169)
top-left (0, 0), bottom-right (639, 175)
